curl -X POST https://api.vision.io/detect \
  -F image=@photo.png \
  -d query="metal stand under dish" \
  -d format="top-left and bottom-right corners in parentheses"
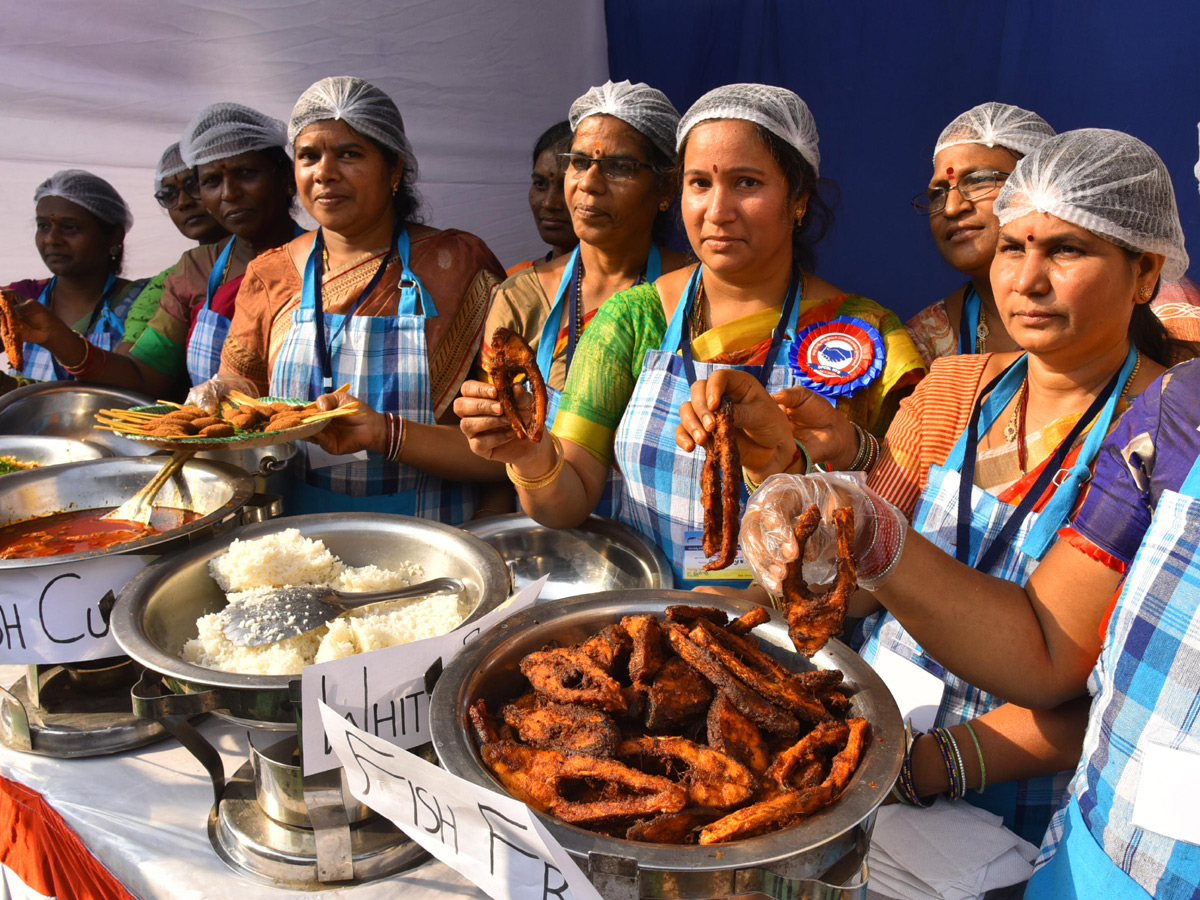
top-left (0, 660), bottom-right (169, 757)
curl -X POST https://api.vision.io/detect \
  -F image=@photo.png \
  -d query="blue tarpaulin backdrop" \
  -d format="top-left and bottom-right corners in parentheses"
top-left (605, 0), bottom-right (1200, 320)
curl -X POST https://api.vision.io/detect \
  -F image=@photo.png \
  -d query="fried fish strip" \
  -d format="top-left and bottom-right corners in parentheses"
top-left (468, 699), bottom-right (501, 745)
top-left (484, 326), bottom-right (547, 442)
top-left (765, 720), bottom-right (849, 791)
top-left (617, 735), bottom-right (756, 809)
top-left (727, 606), bottom-right (770, 635)
top-left (0, 291), bottom-right (24, 372)
top-left (625, 808), bottom-right (725, 844)
top-left (706, 693), bottom-right (771, 776)
top-left (621, 614), bottom-right (665, 685)
top-left (502, 697), bottom-right (620, 757)
top-left (645, 656), bottom-right (713, 730)
top-left (480, 741), bottom-right (561, 812)
top-left (664, 605), bottom-right (729, 627)
top-left (782, 505), bottom-right (859, 657)
top-left (701, 397), bottom-right (741, 570)
top-left (825, 717), bottom-right (869, 791)
top-left (578, 623), bottom-right (632, 672)
top-left (520, 646), bottom-right (627, 713)
top-left (663, 623), bottom-right (799, 738)
top-left (698, 783), bottom-right (838, 844)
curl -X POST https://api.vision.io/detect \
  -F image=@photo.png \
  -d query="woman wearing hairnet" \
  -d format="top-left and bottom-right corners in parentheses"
top-left (739, 130), bottom-right (1200, 892)
top-left (222, 76), bottom-right (507, 518)
top-left (464, 80), bottom-right (688, 519)
top-left (1, 170), bottom-right (152, 388)
top-left (906, 102), bottom-right (1055, 365)
top-left (152, 142), bottom-right (228, 246)
top-left (506, 120), bottom-right (579, 275)
top-left (70, 103), bottom-right (301, 396)
top-left (458, 84), bottom-right (923, 588)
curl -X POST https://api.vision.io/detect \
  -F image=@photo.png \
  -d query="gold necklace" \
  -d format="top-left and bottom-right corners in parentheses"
top-left (975, 302), bottom-right (989, 353)
top-left (1003, 378), bottom-right (1026, 444)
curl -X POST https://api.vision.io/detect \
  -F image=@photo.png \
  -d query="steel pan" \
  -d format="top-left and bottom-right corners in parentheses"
top-left (430, 590), bottom-right (903, 900)
top-left (0, 435), bottom-right (111, 470)
top-left (0, 381), bottom-right (155, 455)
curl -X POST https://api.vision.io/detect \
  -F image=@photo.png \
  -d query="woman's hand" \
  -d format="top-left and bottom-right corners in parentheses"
top-left (7, 295), bottom-right (72, 348)
top-left (308, 391), bottom-right (384, 456)
top-left (454, 379), bottom-right (547, 468)
top-left (772, 385), bottom-right (859, 470)
top-left (675, 369), bottom-right (795, 481)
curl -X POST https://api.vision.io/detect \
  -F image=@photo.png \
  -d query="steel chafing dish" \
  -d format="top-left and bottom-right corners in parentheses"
top-left (0, 381), bottom-right (155, 456)
top-left (0, 435), bottom-right (111, 470)
top-left (430, 590), bottom-right (903, 900)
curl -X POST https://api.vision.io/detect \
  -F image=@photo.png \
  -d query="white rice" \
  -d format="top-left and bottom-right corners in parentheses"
top-left (187, 530), bottom-right (461, 675)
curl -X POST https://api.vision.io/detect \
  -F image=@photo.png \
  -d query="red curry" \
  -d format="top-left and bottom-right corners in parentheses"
top-left (0, 507), bottom-right (201, 559)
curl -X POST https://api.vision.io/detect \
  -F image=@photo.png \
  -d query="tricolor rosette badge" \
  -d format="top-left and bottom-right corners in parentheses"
top-left (788, 316), bottom-right (885, 398)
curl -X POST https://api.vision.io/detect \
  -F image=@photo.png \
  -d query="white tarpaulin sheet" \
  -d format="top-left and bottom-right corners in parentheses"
top-left (0, 0), bottom-right (609, 281)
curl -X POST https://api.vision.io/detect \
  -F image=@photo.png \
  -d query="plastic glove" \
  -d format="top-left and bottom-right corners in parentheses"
top-left (184, 372), bottom-right (261, 414)
top-left (739, 471), bottom-right (907, 593)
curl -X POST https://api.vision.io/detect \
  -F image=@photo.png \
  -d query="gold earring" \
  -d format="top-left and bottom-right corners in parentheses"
top-left (1138, 284), bottom-right (1153, 302)
top-left (659, 199), bottom-right (670, 212)
top-left (794, 207), bottom-right (806, 225)
top-left (391, 181), bottom-right (400, 196)
top-left (109, 245), bottom-right (122, 260)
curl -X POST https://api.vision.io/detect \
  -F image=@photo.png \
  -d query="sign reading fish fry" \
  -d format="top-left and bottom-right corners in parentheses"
top-left (319, 702), bottom-right (604, 900)
top-left (301, 576), bottom-right (547, 775)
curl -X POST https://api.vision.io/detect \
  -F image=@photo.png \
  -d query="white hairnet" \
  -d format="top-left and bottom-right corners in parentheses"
top-left (34, 169), bottom-right (133, 231)
top-left (180, 102), bottom-right (288, 168)
top-left (154, 142), bottom-right (188, 194)
top-left (996, 128), bottom-right (1189, 282)
top-left (289, 76), bottom-right (416, 173)
top-left (568, 80), bottom-right (680, 162)
top-left (934, 102), bottom-right (1055, 161)
top-left (676, 84), bottom-right (820, 176)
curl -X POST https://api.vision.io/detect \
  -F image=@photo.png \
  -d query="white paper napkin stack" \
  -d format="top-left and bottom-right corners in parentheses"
top-left (865, 798), bottom-right (1038, 900)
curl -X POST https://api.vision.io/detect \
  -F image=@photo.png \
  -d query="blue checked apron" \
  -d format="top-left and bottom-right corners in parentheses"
top-left (188, 226), bottom-right (305, 386)
top-left (21, 275), bottom-right (142, 381)
top-left (859, 348), bottom-right (1137, 844)
top-left (613, 265), bottom-right (803, 589)
top-left (271, 226), bottom-right (477, 522)
top-left (1027, 451), bottom-right (1200, 899)
top-left (957, 283), bottom-right (982, 356)
top-left (536, 246), bottom-right (662, 519)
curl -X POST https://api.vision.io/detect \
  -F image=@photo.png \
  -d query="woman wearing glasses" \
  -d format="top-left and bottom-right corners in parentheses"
top-left (905, 103), bottom-right (1055, 366)
top-left (1, 170), bottom-right (151, 389)
top-left (468, 80), bottom-right (686, 518)
top-left (736, 129), bottom-right (1195, 846)
top-left (62, 104), bottom-right (301, 397)
top-left (153, 142), bottom-right (229, 247)
top-left (457, 84), bottom-right (923, 587)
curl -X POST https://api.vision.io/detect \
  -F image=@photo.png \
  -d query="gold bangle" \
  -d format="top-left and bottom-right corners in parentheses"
top-left (61, 335), bottom-right (91, 373)
top-left (506, 433), bottom-right (564, 491)
top-left (395, 415), bottom-right (409, 462)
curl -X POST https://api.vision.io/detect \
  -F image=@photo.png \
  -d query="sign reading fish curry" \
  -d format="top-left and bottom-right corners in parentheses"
top-left (0, 555), bottom-right (150, 664)
top-left (320, 702), bottom-right (604, 900)
top-left (301, 576), bottom-right (547, 775)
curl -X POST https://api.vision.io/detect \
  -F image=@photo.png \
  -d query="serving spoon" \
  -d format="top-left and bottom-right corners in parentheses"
top-left (218, 577), bottom-right (467, 647)
top-left (101, 450), bottom-right (195, 525)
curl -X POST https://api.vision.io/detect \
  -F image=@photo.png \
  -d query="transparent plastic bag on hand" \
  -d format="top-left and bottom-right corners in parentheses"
top-left (184, 373), bottom-right (260, 414)
top-left (739, 471), bottom-right (907, 593)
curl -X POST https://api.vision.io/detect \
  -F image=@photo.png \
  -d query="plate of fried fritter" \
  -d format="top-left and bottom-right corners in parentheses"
top-left (94, 393), bottom-right (360, 451)
top-left (430, 591), bottom-right (902, 885)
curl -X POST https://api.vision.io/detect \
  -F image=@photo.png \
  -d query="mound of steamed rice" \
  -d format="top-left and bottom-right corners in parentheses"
top-left (182, 529), bottom-right (461, 675)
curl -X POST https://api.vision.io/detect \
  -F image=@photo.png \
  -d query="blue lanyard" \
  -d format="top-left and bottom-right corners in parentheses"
top-left (534, 245), bottom-right (662, 381)
top-left (954, 348), bottom-right (1136, 569)
top-left (204, 237), bottom-right (236, 311)
top-left (958, 283), bottom-right (981, 356)
top-left (37, 273), bottom-right (121, 337)
top-left (677, 264), bottom-right (801, 387)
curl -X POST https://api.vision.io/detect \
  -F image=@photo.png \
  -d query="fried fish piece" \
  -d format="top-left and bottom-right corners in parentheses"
top-left (625, 808), bottom-right (725, 844)
top-left (706, 693), bottom-right (770, 776)
top-left (698, 783), bottom-right (839, 844)
top-left (765, 720), bottom-right (849, 792)
top-left (621, 614), bottom-right (665, 686)
top-left (727, 606), bottom-right (770, 636)
top-left (578, 623), bottom-right (632, 673)
top-left (484, 326), bottom-right (547, 442)
top-left (664, 605), bottom-right (729, 627)
top-left (502, 697), bottom-right (620, 758)
top-left (782, 505), bottom-right (859, 657)
top-left (0, 291), bottom-right (24, 372)
top-left (520, 646), bottom-right (627, 714)
top-left (618, 735), bottom-right (756, 809)
top-left (701, 396), bottom-right (741, 570)
top-left (644, 656), bottom-right (713, 730)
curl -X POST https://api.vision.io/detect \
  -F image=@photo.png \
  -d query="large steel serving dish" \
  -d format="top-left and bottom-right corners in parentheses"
top-left (113, 513), bottom-right (512, 728)
top-left (431, 590), bottom-right (902, 900)
top-left (0, 381), bottom-right (155, 455)
top-left (0, 434), bottom-right (111, 469)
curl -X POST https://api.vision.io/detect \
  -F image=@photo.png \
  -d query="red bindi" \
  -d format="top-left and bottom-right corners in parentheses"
top-left (712, 165), bottom-right (718, 173)
top-left (1027, 234), bottom-right (1035, 242)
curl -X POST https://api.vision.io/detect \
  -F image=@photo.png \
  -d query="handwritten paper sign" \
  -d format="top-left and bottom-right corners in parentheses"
top-left (320, 702), bottom-right (604, 900)
top-left (0, 555), bottom-right (151, 664)
top-left (301, 576), bottom-right (548, 775)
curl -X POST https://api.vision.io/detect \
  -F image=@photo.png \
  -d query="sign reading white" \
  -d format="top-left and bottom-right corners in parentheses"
top-left (0, 555), bottom-right (150, 664)
top-left (319, 702), bottom-right (604, 900)
top-left (301, 576), bottom-right (547, 775)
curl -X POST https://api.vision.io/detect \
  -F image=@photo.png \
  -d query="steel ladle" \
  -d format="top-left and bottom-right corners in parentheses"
top-left (218, 577), bottom-right (467, 647)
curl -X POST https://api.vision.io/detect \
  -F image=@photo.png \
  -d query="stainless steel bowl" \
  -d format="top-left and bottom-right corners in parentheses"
top-left (431, 590), bottom-right (902, 900)
top-left (113, 514), bottom-right (512, 726)
top-left (162, 442), bottom-right (297, 496)
top-left (0, 381), bottom-right (155, 456)
top-left (0, 435), bottom-right (111, 470)
top-left (464, 514), bottom-right (673, 599)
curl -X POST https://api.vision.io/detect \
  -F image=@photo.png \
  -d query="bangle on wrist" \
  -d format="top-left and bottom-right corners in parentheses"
top-left (383, 413), bottom-right (407, 462)
top-left (962, 721), bottom-right (987, 793)
top-left (744, 438), bottom-right (811, 494)
top-left (507, 433), bottom-right (564, 491)
top-left (846, 423), bottom-right (880, 472)
top-left (61, 336), bottom-right (91, 374)
top-left (62, 339), bottom-right (108, 378)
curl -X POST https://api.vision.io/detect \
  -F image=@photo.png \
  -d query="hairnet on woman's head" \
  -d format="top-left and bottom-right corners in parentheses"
top-left (289, 76), bottom-right (416, 173)
top-left (568, 80), bottom-right (680, 162)
top-left (934, 102), bottom-right (1055, 160)
top-left (154, 142), bottom-right (188, 194)
top-left (34, 169), bottom-right (133, 231)
top-left (995, 128), bottom-right (1189, 281)
top-left (180, 102), bottom-right (288, 168)
top-left (676, 84), bottom-right (820, 176)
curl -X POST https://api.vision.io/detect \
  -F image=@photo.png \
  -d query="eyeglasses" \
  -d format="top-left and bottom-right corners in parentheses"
top-left (155, 175), bottom-right (200, 209)
top-left (912, 170), bottom-right (1010, 215)
top-left (558, 153), bottom-right (662, 183)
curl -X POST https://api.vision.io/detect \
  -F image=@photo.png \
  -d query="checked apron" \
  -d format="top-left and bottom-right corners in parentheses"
top-left (271, 227), bottom-right (476, 522)
top-left (21, 275), bottom-right (141, 381)
top-left (1026, 451), bottom-right (1200, 899)
top-left (859, 349), bottom-right (1136, 844)
top-left (613, 265), bottom-right (801, 589)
